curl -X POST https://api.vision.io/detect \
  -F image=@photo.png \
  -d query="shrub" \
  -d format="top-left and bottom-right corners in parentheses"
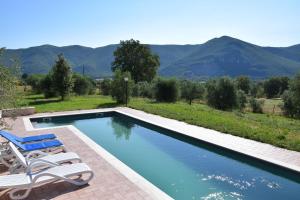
top-left (249, 97), bottom-right (264, 113)
top-left (26, 74), bottom-right (45, 93)
top-left (111, 70), bottom-right (133, 104)
top-left (206, 77), bottom-right (237, 110)
top-left (236, 90), bottom-right (247, 111)
top-left (154, 79), bottom-right (179, 102)
top-left (73, 74), bottom-right (94, 95)
top-left (264, 77), bottom-right (289, 98)
top-left (100, 78), bottom-right (112, 95)
top-left (132, 81), bottom-right (154, 98)
top-left (40, 73), bottom-right (57, 98)
top-left (282, 74), bottom-right (300, 118)
top-left (236, 76), bottom-right (250, 94)
top-left (180, 80), bottom-right (204, 105)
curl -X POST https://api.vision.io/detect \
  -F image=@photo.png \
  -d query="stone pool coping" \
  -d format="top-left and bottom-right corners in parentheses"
top-left (23, 107), bottom-right (300, 198)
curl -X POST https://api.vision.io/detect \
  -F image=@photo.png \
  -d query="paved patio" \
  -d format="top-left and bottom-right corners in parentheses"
top-left (0, 115), bottom-right (153, 200)
top-left (1, 107), bottom-right (300, 199)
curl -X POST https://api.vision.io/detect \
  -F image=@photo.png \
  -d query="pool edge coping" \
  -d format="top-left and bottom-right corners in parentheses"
top-left (22, 107), bottom-right (300, 197)
top-left (23, 108), bottom-right (173, 200)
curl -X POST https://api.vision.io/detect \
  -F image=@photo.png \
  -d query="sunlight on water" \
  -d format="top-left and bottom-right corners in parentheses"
top-left (33, 113), bottom-right (300, 200)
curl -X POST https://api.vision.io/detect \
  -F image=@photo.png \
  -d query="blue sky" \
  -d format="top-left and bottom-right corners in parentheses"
top-left (0, 0), bottom-right (299, 49)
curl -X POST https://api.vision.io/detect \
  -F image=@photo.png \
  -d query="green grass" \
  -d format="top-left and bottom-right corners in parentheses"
top-left (129, 98), bottom-right (300, 152)
top-left (18, 94), bottom-right (118, 113)
top-left (18, 94), bottom-right (300, 152)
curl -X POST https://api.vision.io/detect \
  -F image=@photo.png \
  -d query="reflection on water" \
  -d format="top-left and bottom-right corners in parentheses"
top-left (33, 113), bottom-right (300, 200)
top-left (110, 116), bottom-right (135, 140)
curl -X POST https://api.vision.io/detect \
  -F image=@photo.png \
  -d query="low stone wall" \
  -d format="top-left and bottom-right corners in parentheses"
top-left (1, 107), bottom-right (35, 117)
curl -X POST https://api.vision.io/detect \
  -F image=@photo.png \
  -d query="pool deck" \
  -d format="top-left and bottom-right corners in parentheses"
top-left (1, 107), bottom-right (300, 199)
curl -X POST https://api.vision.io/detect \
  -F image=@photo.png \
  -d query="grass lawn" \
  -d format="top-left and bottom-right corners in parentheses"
top-left (18, 94), bottom-right (300, 152)
top-left (18, 94), bottom-right (118, 113)
top-left (129, 98), bottom-right (300, 152)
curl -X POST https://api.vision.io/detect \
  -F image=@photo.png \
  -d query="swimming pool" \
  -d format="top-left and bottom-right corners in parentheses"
top-left (31, 112), bottom-right (300, 200)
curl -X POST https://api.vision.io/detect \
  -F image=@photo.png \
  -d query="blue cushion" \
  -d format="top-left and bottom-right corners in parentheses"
top-left (21, 133), bottom-right (56, 143)
top-left (0, 130), bottom-right (56, 143)
top-left (22, 140), bottom-right (63, 151)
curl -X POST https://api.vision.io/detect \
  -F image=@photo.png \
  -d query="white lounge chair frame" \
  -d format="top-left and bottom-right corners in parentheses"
top-left (0, 162), bottom-right (94, 199)
top-left (8, 142), bottom-right (81, 173)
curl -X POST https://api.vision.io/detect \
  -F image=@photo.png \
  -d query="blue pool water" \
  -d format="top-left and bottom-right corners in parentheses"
top-left (32, 112), bottom-right (300, 200)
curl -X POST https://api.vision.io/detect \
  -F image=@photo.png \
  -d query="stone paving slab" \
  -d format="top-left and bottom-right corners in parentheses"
top-left (0, 116), bottom-right (153, 200)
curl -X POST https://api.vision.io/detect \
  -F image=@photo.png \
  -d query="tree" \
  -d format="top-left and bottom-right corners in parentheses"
top-left (206, 77), bottom-right (237, 110)
top-left (72, 73), bottom-right (94, 95)
top-left (0, 48), bottom-right (18, 129)
top-left (132, 81), bottom-right (154, 98)
top-left (180, 80), bottom-right (204, 105)
top-left (282, 74), bottom-right (300, 118)
top-left (111, 70), bottom-right (133, 104)
top-left (26, 74), bottom-right (45, 93)
top-left (249, 97), bottom-right (264, 113)
top-left (264, 77), bottom-right (289, 98)
top-left (155, 78), bottom-right (179, 102)
top-left (40, 73), bottom-right (57, 98)
top-left (236, 90), bottom-right (247, 111)
top-left (100, 78), bottom-right (112, 95)
top-left (112, 39), bottom-right (160, 83)
top-left (51, 54), bottom-right (73, 100)
top-left (236, 76), bottom-right (250, 94)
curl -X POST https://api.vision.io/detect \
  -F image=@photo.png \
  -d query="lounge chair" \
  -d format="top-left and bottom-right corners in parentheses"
top-left (0, 130), bottom-right (56, 143)
top-left (8, 142), bottom-right (81, 173)
top-left (0, 134), bottom-right (63, 152)
top-left (0, 134), bottom-right (65, 167)
top-left (0, 162), bottom-right (94, 199)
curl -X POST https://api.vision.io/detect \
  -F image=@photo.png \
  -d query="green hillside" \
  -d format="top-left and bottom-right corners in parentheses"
top-left (1, 36), bottom-right (300, 78)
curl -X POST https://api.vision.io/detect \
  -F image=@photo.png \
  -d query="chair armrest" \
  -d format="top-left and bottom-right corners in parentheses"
top-left (26, 150), bottom-right (48, 160)
top-left (26, 158), bottom-right (59, 173)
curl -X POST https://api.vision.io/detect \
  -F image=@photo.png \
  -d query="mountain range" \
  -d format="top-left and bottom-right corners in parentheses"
top-left (1, 36), bottom-right (300, 79)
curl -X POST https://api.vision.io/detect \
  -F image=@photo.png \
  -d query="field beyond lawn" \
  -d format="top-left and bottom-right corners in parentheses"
top-left (19, 95), bottom-right (300, 152)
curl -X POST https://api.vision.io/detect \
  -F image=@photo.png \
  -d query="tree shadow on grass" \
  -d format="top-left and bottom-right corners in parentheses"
top-left (96, 102), bottom-right (121, 108)
top-left (28, 99), bottom-right (62, 106)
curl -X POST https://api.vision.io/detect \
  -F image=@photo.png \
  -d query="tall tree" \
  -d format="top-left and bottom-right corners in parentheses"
top-left (52, 54), bottom-right (73, 100)
top-left (0, 48), bottom-right (18, 129)
top-left (112, 39), bottom-right (160, 83)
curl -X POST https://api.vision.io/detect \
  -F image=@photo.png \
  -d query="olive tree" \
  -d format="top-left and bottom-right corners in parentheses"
top-left (0, 48), bottom-right (18, 129)
top-left (112, 39), bottom-right (160, 83)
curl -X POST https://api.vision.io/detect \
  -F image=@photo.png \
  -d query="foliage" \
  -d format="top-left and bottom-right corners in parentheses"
top-left (40, 73), bottom-right (57, 98)
top-left (26, 74), bottom-right (45, 93)
top-left (129, 98), bottom-right (300, 152)
top-left (132, 81), bottom-right (154, 98)
top-left (249, 97), bottom-right (264, 113)
top-left (263, 76), bottom-right (289, 98)
top-left (250, 81), bottom-right (264, 98)
top-left (236, 76), bottom-right (251, 94)
top-left (112, 39), bottom-right (160, 83)
top-left (154, 78), bottom-right (179, 102)
top-left (72, 74), bottom-right (95, 96)
top-left (111, 70), bottom-right (133, 104)
top-left (180, 80), bottom-right (204, 105)
top-left (0, 48), bottom-right (18, 129)
top-left (282, 74), bottom-right (300, 118)
top-left (51, 54), bottom-right (73, 100)
top-left (100, 78), bottom-right (112, 95)
top-left (206, 77), bottom-right (237, 110)
top-left (236, 90), bottom-right (247, 111)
